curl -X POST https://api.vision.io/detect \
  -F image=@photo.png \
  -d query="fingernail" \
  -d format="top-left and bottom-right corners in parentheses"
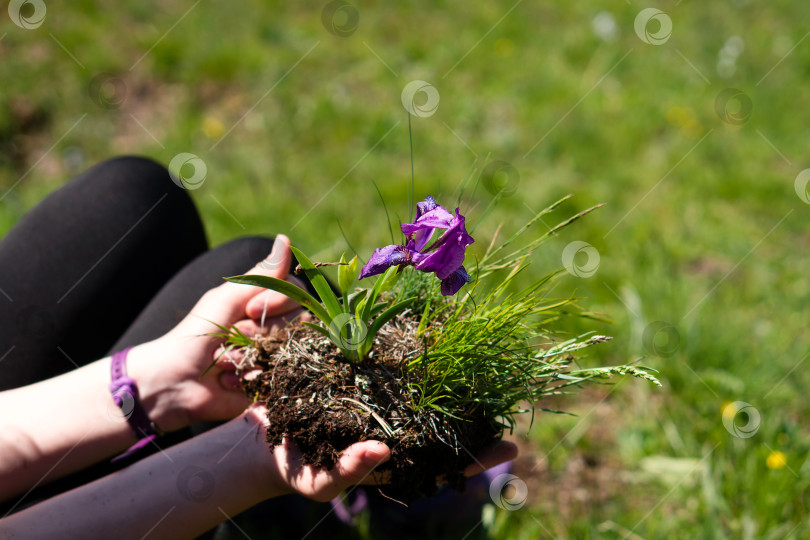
top-left (220, 372), bottom-right (241, 391)
top-left (362, 444), bottom-right (390, 465)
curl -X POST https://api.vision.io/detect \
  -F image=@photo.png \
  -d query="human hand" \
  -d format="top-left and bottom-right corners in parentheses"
top-left (244, 405), bottom-right (518, 503)
top-left (127, 235), bottom-right (307, 432)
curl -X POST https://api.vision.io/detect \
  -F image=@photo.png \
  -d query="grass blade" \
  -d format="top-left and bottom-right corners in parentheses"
top-left (302, 321), bottom-right (330, 338)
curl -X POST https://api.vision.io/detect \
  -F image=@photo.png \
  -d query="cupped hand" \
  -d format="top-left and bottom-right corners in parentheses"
top-left (128, 235), bottom-right (308, 432)
top-left (245, 405), bottom-right (519, 503)
top-left (267, 437), bottom-right (518, 504)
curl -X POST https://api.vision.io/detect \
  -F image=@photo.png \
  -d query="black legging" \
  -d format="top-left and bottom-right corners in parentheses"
top-left (0, 155), bottom-right (280, 390)
top-left (0, 156), bottom-right (289, 517)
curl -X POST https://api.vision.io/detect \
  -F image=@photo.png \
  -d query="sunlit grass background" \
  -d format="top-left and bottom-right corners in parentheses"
top-left (2, 1), bottom-right (808, 538)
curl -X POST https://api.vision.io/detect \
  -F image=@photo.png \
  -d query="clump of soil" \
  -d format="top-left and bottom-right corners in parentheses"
top-left (238, 317), bottom-right (500, 501)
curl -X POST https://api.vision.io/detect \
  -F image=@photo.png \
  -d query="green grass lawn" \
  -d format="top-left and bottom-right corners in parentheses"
top-left (2, 1), bottom-right (809, 538)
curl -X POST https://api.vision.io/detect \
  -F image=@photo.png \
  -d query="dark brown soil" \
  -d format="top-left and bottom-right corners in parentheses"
top-left (239, 318), bottom-right (500, 501)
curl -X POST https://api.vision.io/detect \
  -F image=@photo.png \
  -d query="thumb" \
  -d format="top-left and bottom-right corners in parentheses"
top-left (216, 371), bottom-right (253, 417)
top-left (176, 235), bottom-right (294, 335)
top-left (219, 234), bottom-right (293, 309)
top-left (254, 234), bottom-right (292, 277)
top-left (331, 441), bottom-right (391, 488)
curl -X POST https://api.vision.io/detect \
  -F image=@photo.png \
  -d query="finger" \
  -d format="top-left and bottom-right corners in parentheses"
top-left (245, 286), bottom-right (304, 320)
top-left (330, 441), bottom-right (391, 487)
top-left (245, 276), bottom-right (307, 320)
top-left (213, 344), bottom-right (244, 367)
top-left (177, 236), bottom-right (294, 335)
top-left (259, 308), bottom-right (309, 331)
top-left (462, 441), bottom-right (518, 477)
top-left (232, 319), bottom-right (269, 338)
top-left (207, 381), bottom-right (252, 419)
top-left (219, 371), bottom-right (242, 392)
top-left (235, 310), bottom-right (309, 336)
top-left (275, 438), bottom-right (390, 502)
top-left (288, 275), bottom-right (307, 291)
top-left (211, 312), bottom-right (308, 374)
top-left (193, 366), bottom-right (252, 420)
top-left (222, 234), bottom-right (293, 305)
top-left (206, 323), bottom-right (259, 367)
top-left (247, 234), bottom-right (293, 278)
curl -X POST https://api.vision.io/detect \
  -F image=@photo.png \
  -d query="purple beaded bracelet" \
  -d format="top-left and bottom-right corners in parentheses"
top-left (109, 347), bottom-right (163, 462)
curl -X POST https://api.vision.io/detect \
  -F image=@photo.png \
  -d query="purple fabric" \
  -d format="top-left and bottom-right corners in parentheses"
top-left (109, 375), bottom-right (138, 407)
top-left (111, 434), bottom-right (157, 462)
top-left (329, 488), bottom-right (368, 525)
top-left (329, 460), bottom-right (515, 528)
top-left (109, 347), bottom-right (163, 462)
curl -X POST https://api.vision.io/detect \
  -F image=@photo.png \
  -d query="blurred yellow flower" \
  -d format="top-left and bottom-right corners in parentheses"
top-left (721, 401), bottom-right (737, 422)
top-left (665, 106), bottom-right (690, 126)
top-left (766, 450), bottom-right (786, 470)
top-left (665, 106), bottom-right (702, 139)
top-left (203, 117), bottom-right (225, 140)
top-left (494, 38), bottom-right (514, 59)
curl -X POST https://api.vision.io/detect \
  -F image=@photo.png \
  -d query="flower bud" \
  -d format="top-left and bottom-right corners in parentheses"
top-left (338, 253), bottom-right (358, 294)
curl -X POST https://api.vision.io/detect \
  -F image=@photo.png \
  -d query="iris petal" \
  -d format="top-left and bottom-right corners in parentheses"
top-left (401, 199), bottom-right (455, 252)
top-left (358, 245), bottom-right (412, 279)
top-left (415, 196), bottom-right (438, 220)
top-left (406, 227), bottom-right (435, 253)
top-left (361, 197), bottom-right (474, 295)
top-left (440, 266), bottom-right (471, 295)
top-left (402, 206), bottom-right (454, 232)
top-left (413, 210), bottom-right (474, 279)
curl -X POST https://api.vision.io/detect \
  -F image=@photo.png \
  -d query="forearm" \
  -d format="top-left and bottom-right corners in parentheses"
top-left (0, 341), bottom-right (176, 502)
top-left (0, 408), bottom-right (280, 538)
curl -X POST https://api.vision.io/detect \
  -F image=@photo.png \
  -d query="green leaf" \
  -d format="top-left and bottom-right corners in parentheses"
top-left (347, 289), bottom-right (368, 313)
top-left (202, 319), bottom-right (253, 348)
top-left (302, 321), bottom-right (330, 338)
top-left (370, 302), bottom-right (389, 317)
top-left (361, 266), bottom-right (398, 323)
top-left (289, 246), bottom-right (343, 321)
top-left (225, 274), bottom-right (331, 324)
top-left (377, 265), bottom-right (402, 292)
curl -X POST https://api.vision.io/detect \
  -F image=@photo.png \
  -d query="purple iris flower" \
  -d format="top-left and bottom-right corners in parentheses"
top-left (359, 196), bottom-right (474, 295)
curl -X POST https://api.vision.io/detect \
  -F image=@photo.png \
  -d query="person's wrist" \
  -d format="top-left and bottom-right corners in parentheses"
top-left (241, 405), bottom-right (292, 500)
top-left (124, 340), bottom-right (188, 432)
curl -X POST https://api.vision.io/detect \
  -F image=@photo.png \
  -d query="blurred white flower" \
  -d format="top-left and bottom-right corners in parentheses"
top-left (592, 11), bottom-right (619, 42)
top-left (717, 35), bottom-right (744, 79)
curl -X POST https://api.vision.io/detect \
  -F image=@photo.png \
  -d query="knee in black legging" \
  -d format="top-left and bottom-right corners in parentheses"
top-left (78, 155), bottom-right (202, 229)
